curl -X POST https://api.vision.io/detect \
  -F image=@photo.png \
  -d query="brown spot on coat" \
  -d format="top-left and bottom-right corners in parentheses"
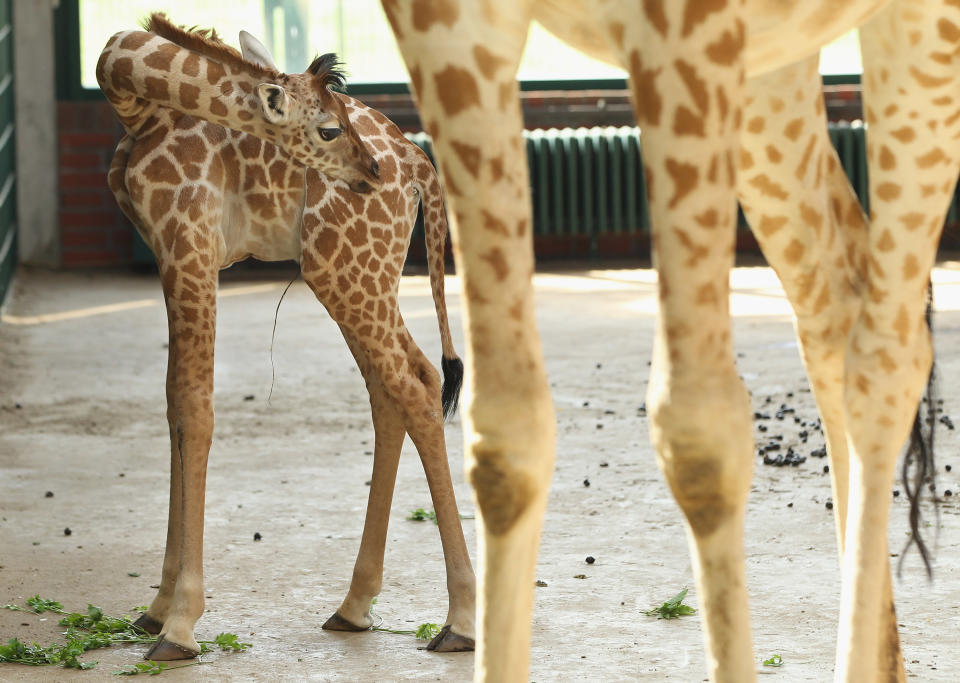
top-left (903, 253), bottom-right (920, 281)
top-left (682, 0), bottom-right (728, 38)
top-left (481, 247), bottom-right (509, 281)
top-left (143, 43), bottom-right (178, 72)
top-left (451, 140), bottom-right (482, 177)
top-left (878, 144), bottom-right (896, 170)
top-left (876, 229), bottom-right (895, 252)
top-left (412, 0), bottom-right (458, 31)
top-left (608, 21), bottom-right (626, 49)
top-left (110, 57), bottom-right (136, 93)
top-left (409, 64), bottom-right (423, 96)
top-left (643, 0), bottom-right (668, 37)
top-left (899, 212), bottom-right (924, 231)
top-left (799, 203), bottom-right (823, 236)
top-left (910, 66), bottom-right (952, 88)
top-left (916, 147), bottom-right (947, 168)
top-left (757, 214), bottom-right (787, 237)
top-left (696, 282), bottom-right (718, 306)
top-left (629, 50), bottom-right (662, 126)
top-left (747, 174), bottom-right (788, 200)
top-left (890, 127), bottom-right (916, 143)
top-left (705, 20), bottom-right (745, 66)
top-left (783, 239), bottom-right (805, 265)
top-left (783, 118), bottom-right (804, 141)
top-left (367, 198), bottom-right (391, 224)
top-left (893, 305), bottom-right (910, 346)
top-left (489, 156), bottom-right (504, 182)
top-left (674, 59), bottom-right (709, 113)
top-left (144, 156), bottom-right (181, 185)
top-left (239, 135), bottom-right (261, 159)
top-left (149, 188), bottom-right (174, 222)
top-left (206, 61), bottom-right (226, 86)
top-left (434, 65), bottom-right (480, 116)
top-left (182, 53), bottom-right (200, 77)
top-left (209, 99), bottom-right (228, 118)
top-left (694, 209), bottom-right (718, 228)
top-left (179, 82), bottom-right (200, 109)
top-left (665, 158), bottom-right (698, 208)
top-left (473, 45), bottom-right (507, 79)
top-left (876, 183), bottom-right (902, 201)
top-left (811, 283), bottom-right (831, 316)
top-left (314, 227), bottom-right (340, 261)
top-left (673, 106), bottom-right (705, 137)
top-left (481, 209), bottom-right (510, 236)
top-left (938, 18), bottom-right (960, 43)
top-left (119, 32), bottom-right (151, 51)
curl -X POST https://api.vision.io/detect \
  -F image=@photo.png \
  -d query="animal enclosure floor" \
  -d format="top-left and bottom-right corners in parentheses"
top-left (2, 264), bottom-right (960, 681)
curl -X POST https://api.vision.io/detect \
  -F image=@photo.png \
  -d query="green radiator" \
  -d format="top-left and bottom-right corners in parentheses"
top-left (408, 122), bottom-right (888, 245)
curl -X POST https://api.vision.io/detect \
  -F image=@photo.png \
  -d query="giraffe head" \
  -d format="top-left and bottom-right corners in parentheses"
top-left (253, 53), bottom-right (381, 193)
top-left (144, 14), bottom-right (380, 193)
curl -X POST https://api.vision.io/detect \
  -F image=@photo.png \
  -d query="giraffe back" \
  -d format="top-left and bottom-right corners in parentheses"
top-left (109, 97), bottom-right (442, 272)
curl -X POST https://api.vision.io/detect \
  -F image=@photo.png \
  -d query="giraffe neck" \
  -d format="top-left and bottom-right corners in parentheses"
top-left (97, 30), bottom-right (280, 143)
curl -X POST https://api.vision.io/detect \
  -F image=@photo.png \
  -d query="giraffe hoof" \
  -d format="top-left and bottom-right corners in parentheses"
top-left (133, 613), bottom-right (164, 635)
top-left (426, 625), bottom-right (475, 652)
top-left (144, 635), bottom-right (200, 661)
top-left (321, 611), bottom-right (370, 632)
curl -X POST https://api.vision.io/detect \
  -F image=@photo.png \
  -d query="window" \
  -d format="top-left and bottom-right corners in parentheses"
top-left (77, 1), bottom-right (860, 92)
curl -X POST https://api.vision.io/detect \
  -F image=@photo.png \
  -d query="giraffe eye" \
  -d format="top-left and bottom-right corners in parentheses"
top-left (319, 127), bottom-right (342, 141)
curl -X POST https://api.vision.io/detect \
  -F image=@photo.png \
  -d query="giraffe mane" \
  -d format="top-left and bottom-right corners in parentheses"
top-left (144, 12), bottom-right (282, 81)
top-left (144, 12), bottom-right (347, 90)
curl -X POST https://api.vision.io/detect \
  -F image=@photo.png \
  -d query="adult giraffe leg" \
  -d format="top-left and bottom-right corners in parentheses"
top-left (141, 229), bottom-right (220, 660)
top-left (384, 3), bottom-right (553, 679)
top-left (614, 3), bottom-right (754, 680)
top-left (836, 2), bottom-right (960, 679)
top-left (737, 54), bottom-right (904, 680)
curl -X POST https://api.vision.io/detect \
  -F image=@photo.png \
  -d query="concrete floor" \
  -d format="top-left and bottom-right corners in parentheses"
top-left (1, 264), bottom-right (960, 681)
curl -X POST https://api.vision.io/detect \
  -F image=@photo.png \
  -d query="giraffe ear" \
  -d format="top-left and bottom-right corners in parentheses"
top-left (256, 83), bottom-right (291, 124)
top-left (239, 30), bottom-right (280, 71)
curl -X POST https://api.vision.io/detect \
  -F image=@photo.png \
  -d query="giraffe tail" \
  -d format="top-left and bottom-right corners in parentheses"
top-left (899, 279), bottom-right (939, 578)
top-left (417, 151), bottom-right (462, 420)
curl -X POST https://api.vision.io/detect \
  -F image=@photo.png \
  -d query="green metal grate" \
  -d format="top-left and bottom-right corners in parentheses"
top-left (407, 122), bottom-right (904, 248)
top-left (0, 0), bottom-right (15, 306)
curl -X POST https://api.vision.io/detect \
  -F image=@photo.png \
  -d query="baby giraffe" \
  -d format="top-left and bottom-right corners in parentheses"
top-left (98, 14), bottom-right (474, 659)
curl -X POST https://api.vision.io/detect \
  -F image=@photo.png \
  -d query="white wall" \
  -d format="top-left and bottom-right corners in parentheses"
top-left (14, 0), bottom-right (59, 267)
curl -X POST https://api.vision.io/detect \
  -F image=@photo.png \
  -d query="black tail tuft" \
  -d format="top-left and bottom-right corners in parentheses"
top-left (899, 281), bottom-right (938, 579)
top-left (441, 356), bottom-right (464, 421)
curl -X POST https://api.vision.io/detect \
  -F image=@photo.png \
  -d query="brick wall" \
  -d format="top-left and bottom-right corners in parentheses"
top-left (58, 100), bottom-right (130, 267)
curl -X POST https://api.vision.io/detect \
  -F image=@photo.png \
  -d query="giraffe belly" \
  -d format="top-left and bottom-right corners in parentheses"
top-left (537, 0), bottom-right (890, 78)
top-left (218, 195), bottom-right (302, 267)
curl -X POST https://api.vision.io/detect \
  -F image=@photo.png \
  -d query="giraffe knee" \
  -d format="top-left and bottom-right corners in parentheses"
top-left (661, 454), bottom-right (741, 536)
top-left (648, 376), bottom-right (754, 537)
top-left (415, 359), bottom-right (441, 396)
top-left (468, 448), bottom-right (536, 536)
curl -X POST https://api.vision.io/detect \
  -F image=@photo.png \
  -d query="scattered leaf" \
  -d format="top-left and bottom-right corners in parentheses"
top-left (406, 508), bottom-right (436, 523)
top-left (763, 654), bottom-right (784, 667)
top-left (643, 588), bottom-right (697, 619)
